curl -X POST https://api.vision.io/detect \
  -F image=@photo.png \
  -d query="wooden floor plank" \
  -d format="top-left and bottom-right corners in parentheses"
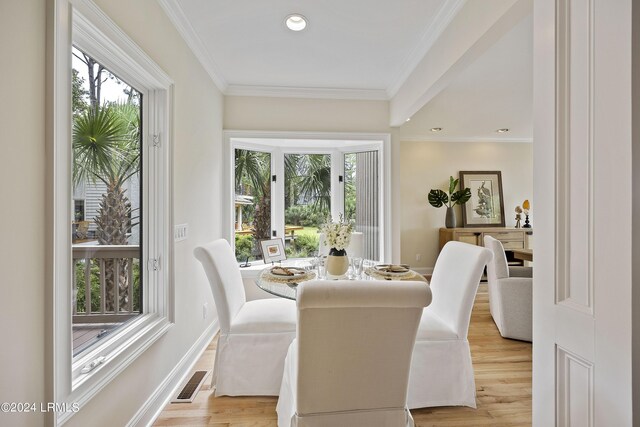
top-left (72, 326), bottom-right (104, 351)
top-left (154, 284), bottom-right (532, 426)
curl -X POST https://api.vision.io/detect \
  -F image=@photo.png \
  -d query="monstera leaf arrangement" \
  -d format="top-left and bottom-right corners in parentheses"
top-left (428, 176), bottom-right (471, 209)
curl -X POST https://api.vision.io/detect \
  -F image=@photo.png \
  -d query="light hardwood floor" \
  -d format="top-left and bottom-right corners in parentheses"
top-left (154, 284), bottom-right (532, 426)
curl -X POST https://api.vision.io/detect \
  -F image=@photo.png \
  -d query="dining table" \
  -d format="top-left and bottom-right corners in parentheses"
top-left (255, 262), bottom-right (428, 300)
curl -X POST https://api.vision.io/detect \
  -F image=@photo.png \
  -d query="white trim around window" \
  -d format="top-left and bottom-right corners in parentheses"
top-left (223, 130), bottom-right (392, 270)
top-left (47, 0), bottom-right (174, 424)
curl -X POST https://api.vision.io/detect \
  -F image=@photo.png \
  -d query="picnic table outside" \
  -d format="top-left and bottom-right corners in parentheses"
top-left (235, 225), bottom-right (305, 240)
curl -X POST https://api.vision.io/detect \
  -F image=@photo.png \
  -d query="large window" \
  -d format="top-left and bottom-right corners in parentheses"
top-left (283, 153), bottom-right (331, 258)
top-left (229, 135), bottom-right (389, 264)
top-left (71, 46), bottom-right (143, 356)
top-left (51, 1), bottom-right (173, 420)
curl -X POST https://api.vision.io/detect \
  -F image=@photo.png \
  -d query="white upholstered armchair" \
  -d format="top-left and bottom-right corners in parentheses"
top-left (483, 236), bottom-right (533, 342)
top-left (194, 239), bottom-right (297, 396)
top-left (277, 279), bottom-right (432, 427)
top-left (407, 241), bottom-right (492, 409)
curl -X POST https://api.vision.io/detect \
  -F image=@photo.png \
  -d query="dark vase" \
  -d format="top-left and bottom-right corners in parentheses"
top-left (329, 248), bottom-right (346, 256)
top-left (445, 207), bottom-right (457, 228)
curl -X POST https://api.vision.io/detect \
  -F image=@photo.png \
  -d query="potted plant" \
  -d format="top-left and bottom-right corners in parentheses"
top-left (428, 176), bottom-right (471, 228)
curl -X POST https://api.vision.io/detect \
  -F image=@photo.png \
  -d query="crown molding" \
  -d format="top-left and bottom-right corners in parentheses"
top-left (399, 135), bottom-right (533, 143)
top-left (159, 0), bottom-right (467, 102)
top-left (158, 0), bottom-right (468, 102)
top-left (225, 84), bottom-right (389, 101)
top-left (386, 0), bottom-right (467, 98)
top-left (157, 0), bottom-right (227, 91)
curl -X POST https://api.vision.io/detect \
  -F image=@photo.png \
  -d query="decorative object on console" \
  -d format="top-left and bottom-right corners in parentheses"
top-left (427, 176), bottom-right (471, 228)
top-left (459, 171), bottom-right (505, 227)
top-left (522, 199), bottom-right (531, 228)
top-left (320, 215), bottom-right (354, 277)
top-left (514, 205), bottom-right (523, 228)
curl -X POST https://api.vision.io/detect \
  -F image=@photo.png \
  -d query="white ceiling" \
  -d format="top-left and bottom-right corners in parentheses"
top-left (163, 0), bottom-right (460, 98)
top-left (160, 0), bottom-right (533, 139)
top-left (400, 14), bottom-right (533, 141)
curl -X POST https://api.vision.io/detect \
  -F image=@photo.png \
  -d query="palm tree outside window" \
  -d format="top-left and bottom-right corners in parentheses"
top-left (71, 46), bottom-right (142, 355)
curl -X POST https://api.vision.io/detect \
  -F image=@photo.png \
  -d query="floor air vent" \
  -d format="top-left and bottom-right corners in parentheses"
top-left (172, 370), bottom-right (209, 403)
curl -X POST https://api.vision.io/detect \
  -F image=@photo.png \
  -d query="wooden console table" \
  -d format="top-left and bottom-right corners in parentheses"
top-left (439, 227), bottom-right (533, 252)
top-left (512, 248), bottom-right (533, 262)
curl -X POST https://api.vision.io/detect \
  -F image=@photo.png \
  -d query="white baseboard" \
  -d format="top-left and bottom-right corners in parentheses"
top-left (412, 267), bottom-right (434, 275)
top-left (127, 319), bottom-right (219, 427)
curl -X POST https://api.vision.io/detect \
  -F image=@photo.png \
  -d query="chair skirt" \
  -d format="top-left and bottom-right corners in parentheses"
top-left (213, 331), bottom-right (295, 396)
top-left (407, 339), bottom-right (477, 409)
top-left (280, 410), bottom-right (413, 427)
top-left (277, 345), bottom-right (415, 427)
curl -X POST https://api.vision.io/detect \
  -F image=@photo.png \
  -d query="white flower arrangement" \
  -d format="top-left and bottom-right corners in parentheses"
top-left (321, 216), bottom-right (354, 252)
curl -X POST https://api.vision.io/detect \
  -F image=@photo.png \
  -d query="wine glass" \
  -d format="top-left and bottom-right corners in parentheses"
top-left (353, 257), bottom-right (364, 279)
top-left (315, 256), bottom-right (326, 279)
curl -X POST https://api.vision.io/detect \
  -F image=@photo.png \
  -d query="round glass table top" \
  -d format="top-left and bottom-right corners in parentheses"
top-left (255, 263), bottom-right (428, 300)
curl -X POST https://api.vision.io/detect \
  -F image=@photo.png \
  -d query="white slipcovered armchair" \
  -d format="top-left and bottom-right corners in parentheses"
top-left (277, 279), bottom-right (432, 427)
top-left (408, 241), bottom-right (492, 409)
top-left (483, 236), bottom-right (533, 342)
top-left (194, 239), bottom-right (297, 396)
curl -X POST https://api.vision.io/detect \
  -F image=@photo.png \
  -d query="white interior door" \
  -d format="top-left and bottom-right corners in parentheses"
top-left (533, 1), bottom-right (633, 425)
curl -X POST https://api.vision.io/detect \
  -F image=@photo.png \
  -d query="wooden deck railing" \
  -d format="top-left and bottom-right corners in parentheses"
top-left (72, 245), bottom-right (140, 324)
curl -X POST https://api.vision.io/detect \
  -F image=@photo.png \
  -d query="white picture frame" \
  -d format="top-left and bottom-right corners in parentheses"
top-left (260, 238), bottom-right (287, 263)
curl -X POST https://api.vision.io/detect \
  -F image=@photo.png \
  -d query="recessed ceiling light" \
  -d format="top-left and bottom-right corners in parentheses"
top-left (497, 128), bottom-right (510, 133)
top-left (285, 14), bottom-right (308, 31)
top-left (405, 117), bottom-right (411, 122)
top-left (430, 127), bottom-right (443, 132)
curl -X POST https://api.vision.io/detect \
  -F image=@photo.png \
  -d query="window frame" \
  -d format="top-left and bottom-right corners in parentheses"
top-left (224, 131), bottom-right (391, 271)
top-left (49, 0), bottom-right (174, 423)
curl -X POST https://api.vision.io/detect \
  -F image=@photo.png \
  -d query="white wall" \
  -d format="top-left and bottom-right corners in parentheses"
top-left (67, 1), bottom-right (224, 425)
top-left (633, 0), bottom-right (640, 416)
top-left (0, 1), bottom-right (46, 426)
top-left (0, 1), bottom-right (224, 426)
top-left (224, 95), bottom-right (390, 133)
top-left (399, 140), bottom-right (533, 269)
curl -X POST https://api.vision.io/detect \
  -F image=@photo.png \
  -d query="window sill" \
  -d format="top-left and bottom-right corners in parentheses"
top-left (60, 315), bottom-right (173, 425)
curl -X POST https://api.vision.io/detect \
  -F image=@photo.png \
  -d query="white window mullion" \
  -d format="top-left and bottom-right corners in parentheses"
top-left (146, 89), bottom-right (162, 316)
top-left (330, 151), bottom-right (344, 220)
top-left (272, 148), bottom-right (285, 239)
top-left (380, 139), bottom-right (391, 262)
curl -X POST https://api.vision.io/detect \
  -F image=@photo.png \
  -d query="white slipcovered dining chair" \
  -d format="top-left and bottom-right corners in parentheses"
top-left (407, 241), bottom-right (492, 409)
top-left (483, 236), bottom-right (533, 342)
top-left (194, 239), bottom-right (297, 396)
top-left (277, 279), bottom-right (432, 427)
top-left (318, 231), bottom-right (364, 258)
